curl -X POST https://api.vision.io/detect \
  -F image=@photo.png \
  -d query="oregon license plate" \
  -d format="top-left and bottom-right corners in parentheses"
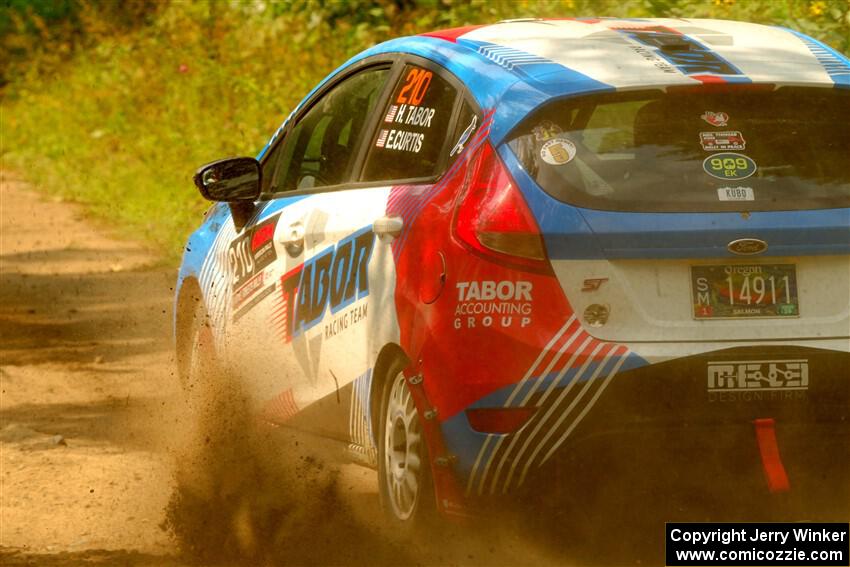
top-left (691, 264), bottom-right (799, 319)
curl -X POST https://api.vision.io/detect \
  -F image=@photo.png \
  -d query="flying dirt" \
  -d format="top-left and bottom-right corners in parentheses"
top-left (1, 171), bottom-right (611, 566)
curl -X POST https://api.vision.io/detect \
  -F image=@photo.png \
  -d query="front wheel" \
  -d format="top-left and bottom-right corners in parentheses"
top-left (170, 303), bottom-right (259, 560)
top-left (377, 366), bottom-right (434, 527)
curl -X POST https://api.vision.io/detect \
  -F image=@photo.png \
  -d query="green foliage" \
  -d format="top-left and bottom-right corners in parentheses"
top-left (0, 0), bottom-right (77, 37)
top-left (1, 0), bottom-right (848, 263)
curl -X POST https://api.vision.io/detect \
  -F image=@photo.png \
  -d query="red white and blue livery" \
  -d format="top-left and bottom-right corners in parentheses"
top-left (175, 18), bottom-right (850, 526)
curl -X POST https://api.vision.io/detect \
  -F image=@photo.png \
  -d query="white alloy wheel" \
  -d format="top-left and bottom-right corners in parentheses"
top-left (382, 371), bottom-right (425, 521)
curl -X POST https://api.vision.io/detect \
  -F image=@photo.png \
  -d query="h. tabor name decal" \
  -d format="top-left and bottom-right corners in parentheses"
top-left (385, 104), bottom-right (436, 127)
top-left (707, 359), bottom-right (809, 402)
top-left (278, 227), bottom-right (374, 341)
top-left (454, 280), bottom-right (533, 330)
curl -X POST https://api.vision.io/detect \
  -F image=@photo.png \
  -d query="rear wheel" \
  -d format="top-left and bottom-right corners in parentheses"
top-left (378, 366), bottom-right (434, 527)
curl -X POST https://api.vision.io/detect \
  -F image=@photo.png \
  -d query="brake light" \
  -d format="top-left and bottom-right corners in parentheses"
top-left (452, 143), bottom-right (550, 274)
top-left (466, 407), bottom-right (537, 434)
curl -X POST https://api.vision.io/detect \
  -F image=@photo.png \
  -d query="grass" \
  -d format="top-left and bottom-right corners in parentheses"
top-left (2, 3), bottom-right (363, 262)
top-left (2, 0), bottom-right (848, 264)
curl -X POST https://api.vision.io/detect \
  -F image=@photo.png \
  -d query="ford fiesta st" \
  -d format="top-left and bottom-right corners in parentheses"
top-left (175, 18), bottom-right (850, 527)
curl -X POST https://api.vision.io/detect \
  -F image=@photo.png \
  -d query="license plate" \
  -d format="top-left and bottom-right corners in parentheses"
top-left (691, 264), bottom-right (799, 319)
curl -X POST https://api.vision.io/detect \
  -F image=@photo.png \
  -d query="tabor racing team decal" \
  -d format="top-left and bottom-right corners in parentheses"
top-left (540, 137), bottom-right (576, 165)
top-left (276, 227), bottom-right (375, 341)
top-left (703, 152), bottom-right (757, 180)
top-left (699, 130), bottom-right (745, 151)
top-left (701, 111), bottom-right (729, 127)
top-left (707, 359), bottom-right (808, 402)
top-left (454, 280), bottom-right (533, 329)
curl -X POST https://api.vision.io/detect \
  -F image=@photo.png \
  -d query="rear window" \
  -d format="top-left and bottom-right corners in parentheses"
top-left (507, 87), bottom-right (850, 212)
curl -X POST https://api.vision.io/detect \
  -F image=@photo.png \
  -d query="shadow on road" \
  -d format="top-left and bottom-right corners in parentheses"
top-left (0, 396), bottom-right (177, 451)
top-left (0, 267), bottom-right (175, 366)
top-left (0, 548), bottom-right (183, 567)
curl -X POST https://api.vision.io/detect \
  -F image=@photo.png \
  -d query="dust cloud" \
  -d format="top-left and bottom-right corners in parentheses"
top-left (164, 366), bottom-right (414, 566)
top-left (0, 172), bottom-right (584, 566)
top-left (162, 360), bottom-right (582, 566)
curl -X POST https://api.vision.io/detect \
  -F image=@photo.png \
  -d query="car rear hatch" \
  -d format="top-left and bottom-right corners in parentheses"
top-left (504, 85), bottom-right (850, 343)
top-left (545, 208), bottom-right (850, 342)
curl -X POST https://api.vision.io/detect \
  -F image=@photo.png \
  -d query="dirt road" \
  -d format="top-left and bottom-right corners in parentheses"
top-left (0, 172), bottom-right (590, 566)
top-left (1, 171), bottom-right (182, 565)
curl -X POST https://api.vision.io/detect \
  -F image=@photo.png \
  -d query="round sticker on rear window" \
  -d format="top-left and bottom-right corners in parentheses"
top-left (540, 137), bottom-right (576, 165)
top-left (702, 152), bottom-right (757, 180)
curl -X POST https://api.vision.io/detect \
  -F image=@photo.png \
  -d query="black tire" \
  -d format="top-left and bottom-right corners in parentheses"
top-left (377, 360), bottom-right (435, 530)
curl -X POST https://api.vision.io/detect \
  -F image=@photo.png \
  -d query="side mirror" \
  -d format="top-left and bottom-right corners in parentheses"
top-left (193, 157), bottom-right (260, 202)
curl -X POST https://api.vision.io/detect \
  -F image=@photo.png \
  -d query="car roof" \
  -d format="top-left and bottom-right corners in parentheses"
top-left (368, 18), bottom-right (850, 143)
top-left (260, 18), bottom-right (849, 160)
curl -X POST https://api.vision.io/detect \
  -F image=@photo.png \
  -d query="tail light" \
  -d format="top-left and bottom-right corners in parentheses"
top-left (452, 143), bottom-right (551, 274)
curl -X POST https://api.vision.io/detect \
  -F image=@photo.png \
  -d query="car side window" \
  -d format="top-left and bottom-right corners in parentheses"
top-left (270, 66), bottom-right (390, 192)
top-left (445, 98), bottom-right (479, 168)
top-left (361, 64), bottom-right (459, 182)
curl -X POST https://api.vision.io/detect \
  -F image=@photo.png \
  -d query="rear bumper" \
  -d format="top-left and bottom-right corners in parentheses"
top-left (454, 344), bottom-right (849, 520)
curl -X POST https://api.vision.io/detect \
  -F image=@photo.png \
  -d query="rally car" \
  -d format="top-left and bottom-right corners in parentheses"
top-left (175, 18), bottom-right (850, 526)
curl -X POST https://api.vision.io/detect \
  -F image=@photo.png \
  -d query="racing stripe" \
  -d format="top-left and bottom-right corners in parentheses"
top-left (491, 340), bottom-right (610, 494)
top-left (536, 347), bottom-right (630, 468)
top-left (483, 329), bottom-right (592, 493)
top-left (469, 322), bottom-right (636, 496)
top-left (198, 219), bottom-right (236, 350)
top-left (515, 319), bottom-right (588, 408)
top-left (473, 324), bottom-right (584, 496)
top-left (467, 318), bottom-right (585, 495)
top-left (783, 28), bottom-right (850, 88)
top-left (463, 41), bottom-right (555, 71)
top-left (261, 388), bottom-right (300, 423)
top-left (348, 368), bottom-right (376, 463)
top-left (503, 316), bottom-right (577, 406)
top-left (464, 317), bottom-right (575, 496)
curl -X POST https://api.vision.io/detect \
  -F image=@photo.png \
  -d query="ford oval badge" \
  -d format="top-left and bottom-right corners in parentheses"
top-left (727, 238), bottom-right (768, 255)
